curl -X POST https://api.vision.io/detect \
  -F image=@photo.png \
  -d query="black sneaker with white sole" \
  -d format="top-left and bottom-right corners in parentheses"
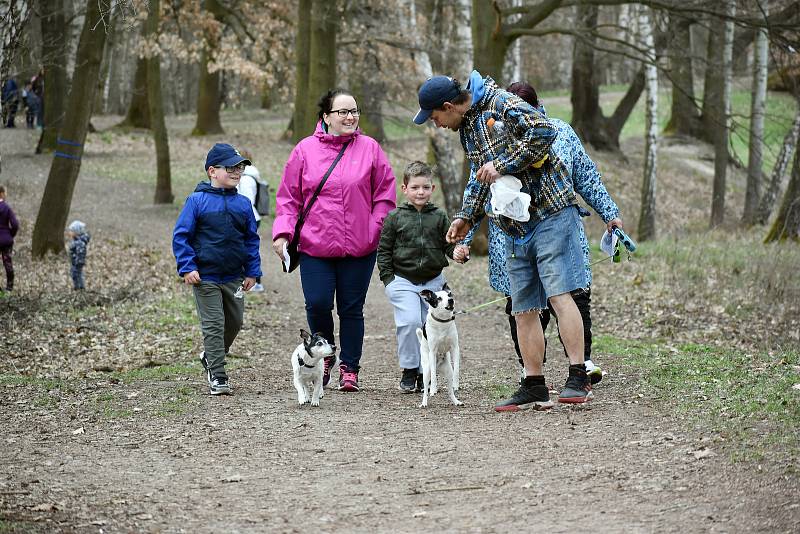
top-left (495, 377), bottom-right (554, 412)
top-left (399, 368), bottom-right (417, 393)
top-left (209, 376), bottom-right (231, 396)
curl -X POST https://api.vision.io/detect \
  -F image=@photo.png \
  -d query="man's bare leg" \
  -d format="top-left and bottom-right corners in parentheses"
top-left (548, 292), bottom-right (584, 365)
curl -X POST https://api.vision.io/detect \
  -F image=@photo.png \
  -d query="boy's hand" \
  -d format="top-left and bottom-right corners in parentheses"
top-left (272, 237), bottom-right (288, 259)
top-left (453, 244), bottom-right (470, 264)
top-left (242, 277), bottom-right (256, 291)
top-left (183, 270), bottom-right (201, 285)
top-left (447, 219), bottom-right (471, 243)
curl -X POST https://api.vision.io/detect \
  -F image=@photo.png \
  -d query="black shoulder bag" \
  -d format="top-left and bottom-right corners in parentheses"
top-left (284, 141), bottom-right (351, 273)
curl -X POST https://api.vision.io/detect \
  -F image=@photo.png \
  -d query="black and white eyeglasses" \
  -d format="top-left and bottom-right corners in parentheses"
top-left (329, 108), bottom-right (361, 118)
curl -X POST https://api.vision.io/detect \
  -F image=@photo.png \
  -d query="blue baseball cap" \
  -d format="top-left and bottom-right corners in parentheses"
top-left (204, 143), bottom-right (251, 171)
top-left (413, 76), bottom-right (461, 125)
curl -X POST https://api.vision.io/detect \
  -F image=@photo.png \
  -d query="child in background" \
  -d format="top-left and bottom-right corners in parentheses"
top-left (377, 161), bottom-right (456, 393)
top-left (0, 185), bottom-right (20, 292)
top-left (172, 143), bottom-right (262, 396)
top-left (236, 149), bottom-right (264, 292)
top-left (66, 220), bottom-right (90, 290)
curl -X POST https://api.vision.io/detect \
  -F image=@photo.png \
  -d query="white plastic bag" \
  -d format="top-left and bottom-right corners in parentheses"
top-left (490, 175), bottom-right (531, 222)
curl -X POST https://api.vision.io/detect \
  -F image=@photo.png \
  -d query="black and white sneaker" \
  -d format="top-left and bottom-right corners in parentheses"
top-left (495, 377), bottom-right (554, 412)
top-left (210, 376), bottom-right (231, 396)
top-left (199, 351), bottom-right (211, 386)
top-left (399, 368), bottom-right (417, 393)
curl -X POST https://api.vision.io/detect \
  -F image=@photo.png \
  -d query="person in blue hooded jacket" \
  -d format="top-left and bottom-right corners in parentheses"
top-left (172, 143), bottom-right (262, 396)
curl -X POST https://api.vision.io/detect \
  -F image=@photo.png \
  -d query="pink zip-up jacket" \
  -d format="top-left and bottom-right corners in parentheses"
top-left (273, 121), bottom-right (397, 258)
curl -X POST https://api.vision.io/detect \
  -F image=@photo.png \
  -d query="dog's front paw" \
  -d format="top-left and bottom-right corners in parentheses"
top-left (454, 399), bottom-right (464, 406)
top-left (419, 402), bottom-right (428, 409)
top-left (311, 399), bottom-right (320, 407)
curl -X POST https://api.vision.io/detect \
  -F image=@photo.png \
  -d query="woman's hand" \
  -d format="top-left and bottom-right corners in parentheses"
top-left (272, 237), bottom-right (288, 258)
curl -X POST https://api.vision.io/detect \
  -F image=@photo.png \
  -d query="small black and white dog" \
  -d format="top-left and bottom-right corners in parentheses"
top-left (415, 285), bottom-right (463, 408)
top-left (291, 329), bottom-right (336, 407)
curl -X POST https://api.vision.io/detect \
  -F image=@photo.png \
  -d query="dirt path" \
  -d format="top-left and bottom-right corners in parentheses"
top-left (1, 126), bottom-right (798, 533)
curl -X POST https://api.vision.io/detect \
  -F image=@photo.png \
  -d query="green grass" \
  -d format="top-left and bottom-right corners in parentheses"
top-left (110, 362), bottom-right (199, 382)
top-left (156, 385), bottom-right (194, 417)
top-left (604, 334), bottom-right (800, 460)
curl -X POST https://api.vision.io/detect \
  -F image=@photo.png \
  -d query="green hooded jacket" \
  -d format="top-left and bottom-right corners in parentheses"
top-left (377, 202), bottom-right (456, 286)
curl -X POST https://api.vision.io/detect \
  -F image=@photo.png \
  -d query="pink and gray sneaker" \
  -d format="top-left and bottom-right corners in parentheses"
top-left (338, 364), bottom-right (360, 392)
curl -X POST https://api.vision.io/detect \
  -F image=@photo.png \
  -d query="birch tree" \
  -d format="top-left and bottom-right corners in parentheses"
top-left (710, 1), bottom-right (735, 228)
top-left (638, 6), bottom-right (658, 241)
top-left (742, 1), bottom-right (769, 225)
top-left (0, 0), bottom-right (30, 172)
top-left (757, 106), bottom-right (800, 225)
top-left (765, 138), bottom-right (800, 242)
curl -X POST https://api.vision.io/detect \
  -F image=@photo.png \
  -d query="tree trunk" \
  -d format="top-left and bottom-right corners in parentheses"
top-left (664, 16), bottom-right (701, 137)
top-left (118, 56), bottom-right (150, 129)
top-left (638, 7), bottom-right (658, 242)
top-left (701, 24), bottom-right (721, 144)
top-left (302, 0), bottom-right (337, 138)
top-left (350, 3), bottom-right (385, 143)
top-left (742, 6), bottom-right (769, 226)
top-left (147, 0), bottom-right (173, 205)
top-left (35, 0), bottom-right (68, 154)
top-left (191, 48), bottom-right (223, 135)
top-left (570, 2), bottom-right (645, 151)
top-left (472, 0), bottom-right (510, 80)
top-left (289, 0), bottom-right (311, 142)
top-left (32, 0), bottom-right (111, 257)
top-left (192, 0), bottom-right (227, 137)
top-left (757, 107), bottom-right (800, 225)
top-left (764, 140), bottom-right (800, 242)
top-left (710, 2), bottom-right (735, 228)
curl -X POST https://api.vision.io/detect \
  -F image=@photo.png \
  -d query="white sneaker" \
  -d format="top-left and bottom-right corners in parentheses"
top-left (251, 283), bottom-right (265, 292)
top-left (585, 359), bottom-right (604, 385)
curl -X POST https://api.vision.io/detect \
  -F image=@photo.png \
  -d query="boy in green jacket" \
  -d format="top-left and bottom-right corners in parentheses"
top-left (378, 161), bottom-right (456, 393)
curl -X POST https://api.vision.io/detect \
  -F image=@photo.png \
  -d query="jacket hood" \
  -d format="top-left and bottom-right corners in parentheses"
top-left (313, 120), bottom-right (361, 146)
top-left (466, 70), bottom-right (487, 106)
top-left (399, 201), bottom-right (438, 213)
top-left (194, 181), bottom-right (240, 195)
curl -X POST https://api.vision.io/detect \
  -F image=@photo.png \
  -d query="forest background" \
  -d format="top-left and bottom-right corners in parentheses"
top-left (1, 0), bottom-right (800, 532)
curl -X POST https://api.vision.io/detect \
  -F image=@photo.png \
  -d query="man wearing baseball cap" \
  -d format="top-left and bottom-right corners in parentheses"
top-left (413, 70), bottom-right (595, 410)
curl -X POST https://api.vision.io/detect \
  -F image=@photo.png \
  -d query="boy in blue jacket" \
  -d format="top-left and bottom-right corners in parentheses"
top-left (172, 143), bottom-right (262, 396)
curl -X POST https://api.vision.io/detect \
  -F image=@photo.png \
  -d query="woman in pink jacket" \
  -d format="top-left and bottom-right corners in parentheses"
top-left (272, 89), bottom-right (396, 392)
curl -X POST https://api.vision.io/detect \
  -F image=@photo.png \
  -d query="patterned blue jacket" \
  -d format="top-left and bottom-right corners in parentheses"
top-left (68, 233), bottom-right (91, 268)
top-left (463, 117), bottom-right (620, 294)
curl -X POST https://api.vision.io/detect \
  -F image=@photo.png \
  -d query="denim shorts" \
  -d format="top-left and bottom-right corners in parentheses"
top-left (505, 206), bottom-right (588, 314)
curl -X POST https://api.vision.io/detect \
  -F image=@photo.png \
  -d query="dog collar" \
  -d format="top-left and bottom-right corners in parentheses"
top-left (431, 314), bottom-right (455, 323)
top-left (297, 357), bottom-right (316, 369)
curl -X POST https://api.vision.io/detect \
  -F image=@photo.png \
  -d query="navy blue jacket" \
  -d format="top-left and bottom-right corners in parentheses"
top-left (172, 181), bottom-right (262, 283)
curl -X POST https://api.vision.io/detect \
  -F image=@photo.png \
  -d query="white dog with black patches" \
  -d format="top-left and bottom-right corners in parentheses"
top-left (415, 285), bottom-right (463, 408)
top-left (291, 329), bottom-right (336, 407)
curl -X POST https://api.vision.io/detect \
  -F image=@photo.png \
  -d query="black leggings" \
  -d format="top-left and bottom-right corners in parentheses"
top-left (506, 289), bottom-right (592, 366)
top-left (0, 245), bottom-right (13, 290)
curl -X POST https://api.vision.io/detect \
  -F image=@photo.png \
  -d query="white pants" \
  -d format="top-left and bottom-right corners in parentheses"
top-left (384, 273), bottom-right (446, 371)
